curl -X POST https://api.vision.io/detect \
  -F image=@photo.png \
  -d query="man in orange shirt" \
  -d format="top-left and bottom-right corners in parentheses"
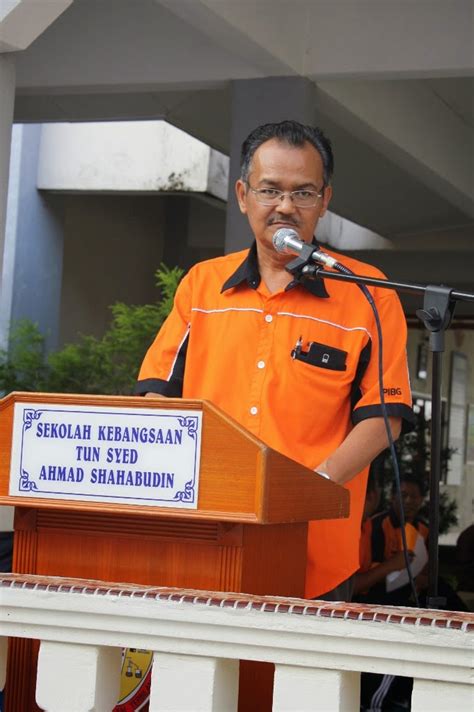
top-left (135, 120), bottom-right (413, 600)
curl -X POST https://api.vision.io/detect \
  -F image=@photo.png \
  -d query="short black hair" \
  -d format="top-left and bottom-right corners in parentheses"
top-left (391, 473), bottom-right (427, 498)
top-left (240, 120), bottom-right (334, 186)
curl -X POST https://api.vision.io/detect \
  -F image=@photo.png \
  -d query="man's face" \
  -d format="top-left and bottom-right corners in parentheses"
top-left (392, 482), bottom-right (424, 523)
top-left (235, 138), bottom-right (332, 253)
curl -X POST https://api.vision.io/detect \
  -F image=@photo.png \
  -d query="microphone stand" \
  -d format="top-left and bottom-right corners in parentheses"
top-left (288, 256), bottom-right (474, 609)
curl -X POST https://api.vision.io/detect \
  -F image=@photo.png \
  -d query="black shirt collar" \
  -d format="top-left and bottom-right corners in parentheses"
top-left (221, 239), bottom-right (329, 298)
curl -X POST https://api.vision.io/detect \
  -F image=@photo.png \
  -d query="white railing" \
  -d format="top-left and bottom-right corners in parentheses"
top-left (0, 574), bottom-right (472, 712)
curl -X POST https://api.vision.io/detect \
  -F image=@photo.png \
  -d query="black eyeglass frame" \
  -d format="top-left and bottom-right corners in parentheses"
top-left (245, 182), bottom-right (325, 208)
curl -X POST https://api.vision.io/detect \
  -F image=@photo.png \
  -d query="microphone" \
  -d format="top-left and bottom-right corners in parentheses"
top-left (272, 228), bottom-right (338, 269)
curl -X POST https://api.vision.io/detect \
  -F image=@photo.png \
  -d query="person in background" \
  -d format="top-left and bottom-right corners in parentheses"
top-left (358, 474), bottom-right (426, 711)
top-left (368, 473), bottom-right (428, 606)
top-left (455, 524), bottom-right (474, 599)
top-left (360, 472), bottom-right (467, 711)
top-left (353, 469), bottom-right (414, 601)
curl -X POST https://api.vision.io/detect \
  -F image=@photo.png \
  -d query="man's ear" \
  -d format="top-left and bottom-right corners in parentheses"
top-left (235, 179), bottom-right (248, 214)
top-left (320, 185), bottom-right (332, 217)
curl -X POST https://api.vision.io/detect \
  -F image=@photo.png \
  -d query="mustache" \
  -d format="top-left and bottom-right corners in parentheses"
top-left (266, 216), bottom-right (301, 228)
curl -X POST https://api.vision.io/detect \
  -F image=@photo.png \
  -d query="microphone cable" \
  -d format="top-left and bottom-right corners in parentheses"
top-left (273, 227), bottom-right (420, 605)
top-left (328, 256), bottom-right (420, 608)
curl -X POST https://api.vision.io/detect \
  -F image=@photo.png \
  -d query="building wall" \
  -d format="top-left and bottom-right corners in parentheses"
top-left (58, 194), bottom-right (165, 344)
top-left (58, 193), bottom-right (226, 345)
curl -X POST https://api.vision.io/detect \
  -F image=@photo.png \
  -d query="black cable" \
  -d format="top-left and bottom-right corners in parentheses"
top-left (331, 258), bottom-right (420, 608)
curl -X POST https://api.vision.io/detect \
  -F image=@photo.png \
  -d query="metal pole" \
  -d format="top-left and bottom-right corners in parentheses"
top-left (427, 345), bottom-right (443, 607)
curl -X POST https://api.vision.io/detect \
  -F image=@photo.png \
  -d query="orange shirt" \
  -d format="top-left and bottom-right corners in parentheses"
top-left (136, 243), bottom-right (413, 597)
top-left (371, 509), bottom-right (429, 563)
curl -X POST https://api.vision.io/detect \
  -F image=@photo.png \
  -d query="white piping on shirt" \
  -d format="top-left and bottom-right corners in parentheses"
top-left (192, 307), bottom-right (264, 315)
top-left (276, 310), bottom-right (372, 339)
top-left (190, 306), bottom-right (372, 339)
top-left (166, 324), bottom-right (190, 381)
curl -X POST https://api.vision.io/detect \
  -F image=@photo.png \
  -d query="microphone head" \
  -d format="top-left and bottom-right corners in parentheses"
top-left (272, 227), bottom-right (300, 253)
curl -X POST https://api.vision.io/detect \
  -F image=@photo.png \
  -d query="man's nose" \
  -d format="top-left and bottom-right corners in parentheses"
top-left (275, 193), bottom-right (296, 213)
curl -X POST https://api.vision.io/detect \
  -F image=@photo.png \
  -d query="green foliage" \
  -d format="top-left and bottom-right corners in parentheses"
top-left (421, 490), bottom-right (458, 535)
top-left (0, 264), bottom-right (183, 397)
top-left (0, 320), bottom-right (48, 393)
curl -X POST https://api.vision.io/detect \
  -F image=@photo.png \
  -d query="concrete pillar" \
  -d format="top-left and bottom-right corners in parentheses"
top-left (0, 55), bottom-right (16, 542)
top-left (412, 678), bottom-right (473, 712)
top-left (0, 54), bottom-right (15, 349)
top-left (150, 652), bottom-right (239, 712)
top-left (35, 641), bottom-right (122, 712)
top-left (2, 124), bottom-right (65, 352)
top-left (225, 77), bottom-right (316, 253)
top-left (273, 664), bottom-right (360, 712)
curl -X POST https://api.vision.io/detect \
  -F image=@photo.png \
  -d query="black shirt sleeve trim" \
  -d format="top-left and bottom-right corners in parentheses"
top-left (350, 338), bottom-right (372, 411)
top-left (352, 402), bottom-right (415, 431)
top-left (134, 378), bottom-right (183, 397)
top-left (134, 329), bottom-right (189, 398)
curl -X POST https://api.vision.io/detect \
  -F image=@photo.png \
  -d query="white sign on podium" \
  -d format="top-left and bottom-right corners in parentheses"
top-left (9, 402), bottom-right (202, 509)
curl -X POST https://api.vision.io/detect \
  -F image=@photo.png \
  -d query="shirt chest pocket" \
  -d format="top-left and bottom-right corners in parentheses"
top-left (292, 341), bottom-right (348, 371)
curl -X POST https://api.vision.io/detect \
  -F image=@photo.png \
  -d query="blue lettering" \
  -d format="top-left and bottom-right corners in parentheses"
top-left (39, 465), bottom-right (84, 481)
top-left (55, 465), bottom-right (66, 481)
top-left (106, 447), bottom-right (138, 464)
top-left (90, 468), bottom-right (107, 484)
top-left (36, 422), bottom-right (92, 440)
top-left (75, 445), bottom-right (100, 461)
top-left (164, 472), bottom-right (174, 488)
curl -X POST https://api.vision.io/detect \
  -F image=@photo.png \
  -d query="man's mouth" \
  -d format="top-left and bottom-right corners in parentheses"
top-left (267, 219), bottom-right (299, 228)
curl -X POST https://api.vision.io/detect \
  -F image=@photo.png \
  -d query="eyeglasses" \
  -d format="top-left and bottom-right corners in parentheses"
top-left (247, 183), bottom-right (324, 208)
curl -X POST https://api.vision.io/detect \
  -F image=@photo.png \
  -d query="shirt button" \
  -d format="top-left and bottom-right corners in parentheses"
top-left (250, 406), bottom-right (258, 415)
top-left (265, 314), bottom-right (273, 323)
top-left (257, 360), bottom-right (265, 369)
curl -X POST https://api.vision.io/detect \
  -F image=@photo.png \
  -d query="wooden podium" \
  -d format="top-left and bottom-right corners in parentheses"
top-left (0, 392), bottom-right (349, 711)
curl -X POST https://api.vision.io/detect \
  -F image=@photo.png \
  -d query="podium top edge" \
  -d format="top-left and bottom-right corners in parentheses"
top-left (1, 391), bottom-right (206, 408)
top-left (0, 391), bottom-right (269, 450)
